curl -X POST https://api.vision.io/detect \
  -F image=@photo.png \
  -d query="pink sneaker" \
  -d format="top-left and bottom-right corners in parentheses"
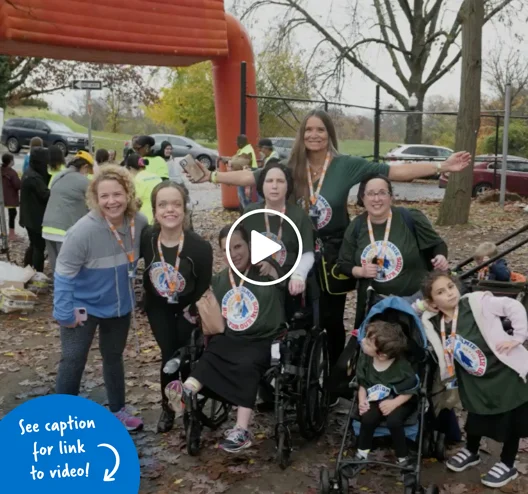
top-left (114, 407), bottom-right (144, 432)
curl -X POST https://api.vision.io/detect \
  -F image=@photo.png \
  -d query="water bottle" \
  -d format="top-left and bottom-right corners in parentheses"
top-left (163, 357), bottom-right (181, 374)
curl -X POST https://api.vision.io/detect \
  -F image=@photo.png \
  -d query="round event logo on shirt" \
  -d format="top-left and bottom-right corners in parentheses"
top-left (298, 195), bottom-right (332, 230)
top-left (261, 231), bottom-right (287, 266)
top-left (361, 241), bottom-right (403, 282)
top-left (149, 262), bottom-right (186, 296)
top-left (449, 335), bottom-right (487, 376)
top-left (222, 286), bottom-right (259, 332)
top-left (0, 394), bottom-right (140, 493)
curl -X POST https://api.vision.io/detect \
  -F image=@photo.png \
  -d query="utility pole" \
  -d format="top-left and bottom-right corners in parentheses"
top-left (499, 83), bottom-right (512, 208)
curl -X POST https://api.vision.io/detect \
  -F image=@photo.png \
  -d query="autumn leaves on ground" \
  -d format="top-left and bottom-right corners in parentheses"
top-left (2, 200), bottom-right (528, 494)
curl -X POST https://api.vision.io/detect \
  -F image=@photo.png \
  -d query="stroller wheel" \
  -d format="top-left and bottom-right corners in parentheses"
top-left (425, 485), bottom-right (439, 494)
top-left (435, 433), bottom-right (446, 462)
top-left (338, 472), bottom-right (349, 493)
top-left (319, 467), bottom-right (331, 494)
top-left (275, 425), bottom-right (292, 470)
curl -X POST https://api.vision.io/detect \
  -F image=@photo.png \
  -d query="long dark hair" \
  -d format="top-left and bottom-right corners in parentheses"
top-left (288, 109), bottom-right (339, 207)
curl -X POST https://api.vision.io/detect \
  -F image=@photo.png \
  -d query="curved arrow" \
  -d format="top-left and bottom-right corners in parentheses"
top-left (97, 443), bottom-right (120, 482)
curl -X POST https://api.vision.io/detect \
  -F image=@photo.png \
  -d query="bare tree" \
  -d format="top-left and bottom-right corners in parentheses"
top-left (484, 44), bottom-right (528, 104)
top-left (234, 0), bottom-right (523, 144)
top-left (437, 0), bottom-right (483, 226)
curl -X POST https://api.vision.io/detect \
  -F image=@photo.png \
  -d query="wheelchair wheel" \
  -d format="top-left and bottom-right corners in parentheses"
top-left (305, 330), bottom-right (330, 435)
top-left (319, 467), bottom-right (331, 494)
top-left (297, 332), bottom-right (315, 439)
top-left (435, 432), bottom-right (446, 462)
top-left (339, 472), bottom-right (349, 493)
top-left (275, 424), bottom-right (292, 470)
top-left (185, 413), bottom-right (201, 457)
top-left (425, 486), bottom-right (439, 494)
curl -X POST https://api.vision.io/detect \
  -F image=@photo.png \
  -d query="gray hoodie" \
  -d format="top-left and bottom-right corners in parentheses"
top-left (42, 168), bottom-right (90, 238)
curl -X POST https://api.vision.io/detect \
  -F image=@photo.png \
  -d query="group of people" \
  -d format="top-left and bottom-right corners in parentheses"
top-left (3, 109), bottom-right (528, 487)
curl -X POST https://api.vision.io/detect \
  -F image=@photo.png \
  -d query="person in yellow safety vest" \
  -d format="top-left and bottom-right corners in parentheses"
top-left (134, 135), bottom-right (169, 181)
top-left (235, 135), bottom-right (258, 209)
top-left (258, 138), bottom-right (281, 165)
top-left (48, 144), bottom-right (67, 186)
top-left (125, 152), bottom-right (162, 224)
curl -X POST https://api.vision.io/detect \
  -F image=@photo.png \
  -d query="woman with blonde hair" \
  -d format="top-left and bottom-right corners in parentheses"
top-left (53, 165), bottom-right (148, 432)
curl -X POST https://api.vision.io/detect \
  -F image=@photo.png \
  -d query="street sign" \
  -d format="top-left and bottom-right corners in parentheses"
top-left (71, 80), bottom-right (102, 90)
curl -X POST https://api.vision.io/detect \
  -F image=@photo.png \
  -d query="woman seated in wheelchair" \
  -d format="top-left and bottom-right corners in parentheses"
top-left (241, 159), bottom-right (314, 319)
top-left (167, 223), bottom-right (287, 453)
top-left (354, 319), bottom-right (419, 471)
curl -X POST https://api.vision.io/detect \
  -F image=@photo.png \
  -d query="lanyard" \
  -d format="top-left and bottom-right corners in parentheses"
top-left (306, 152), bottom-right (331, 206)
top-left (157, 233), bottom-right (184, 297)
top-left (366, 211), bottom-right (392, 271)
top-left (106, 217), bottom-right (135, 265)
top-left (228, 267), bottom-right (250, 303)
top-left (440, 306), bottom-right (459, 377)
top-left (264, 205), bottom-right (286, 243)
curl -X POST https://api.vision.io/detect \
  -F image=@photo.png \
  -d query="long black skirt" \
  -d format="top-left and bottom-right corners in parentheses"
top-left (191, 333), bottom-right (272, 409)
top-left (466, 400), bottom-right (528, 442)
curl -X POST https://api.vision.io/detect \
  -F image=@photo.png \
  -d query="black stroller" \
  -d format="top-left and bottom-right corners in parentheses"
top-left (319, 296), bottom-right (440, 494)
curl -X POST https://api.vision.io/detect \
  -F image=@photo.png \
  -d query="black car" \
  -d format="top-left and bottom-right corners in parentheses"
top-left (1, 118), bottom-right (89, 156)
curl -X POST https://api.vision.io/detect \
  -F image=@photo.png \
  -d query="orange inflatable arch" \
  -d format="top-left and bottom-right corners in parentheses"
top-left (0, 0), bottom-right (258, 208)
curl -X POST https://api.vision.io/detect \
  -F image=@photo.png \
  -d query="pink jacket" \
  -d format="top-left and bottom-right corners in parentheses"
top-left (422, 291), bottom-right (528, 383)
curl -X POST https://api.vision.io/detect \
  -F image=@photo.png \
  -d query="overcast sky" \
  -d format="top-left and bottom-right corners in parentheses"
top-left (47, 0), bottom-right (528, 116)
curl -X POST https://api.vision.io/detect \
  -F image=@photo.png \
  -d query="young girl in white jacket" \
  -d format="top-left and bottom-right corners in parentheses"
top-left (421, 271), bottom-right (528, 489)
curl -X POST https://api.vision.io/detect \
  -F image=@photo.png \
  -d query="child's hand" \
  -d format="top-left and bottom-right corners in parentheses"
top-left (379, 399), bottom-right (399, 416)
top-left (496, 340), bottom-right (521, 355)
top-left (359, 399), bottom-right (370, 415)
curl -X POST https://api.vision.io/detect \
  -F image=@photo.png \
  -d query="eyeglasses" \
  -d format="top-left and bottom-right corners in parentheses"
top-left (365, 190), bottom-right (391, 198)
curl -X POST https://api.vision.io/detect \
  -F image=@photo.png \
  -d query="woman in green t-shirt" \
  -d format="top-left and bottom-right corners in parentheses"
top-left (422, 271), bottom-right (528, 489)
top-left (338, 174), bottom-right (448, 327)
top-left (167, 224), bottom-right (286, 454)
top-left (186, 110), bottom-right (471, 372)
top-left (242, 160), bottom-right (314, 317)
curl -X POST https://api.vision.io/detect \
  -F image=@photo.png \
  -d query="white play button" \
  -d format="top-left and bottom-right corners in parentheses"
top-left (225, 208), bottom-right (303, 287)
top-left (250, 230), bottom-right (282, 265)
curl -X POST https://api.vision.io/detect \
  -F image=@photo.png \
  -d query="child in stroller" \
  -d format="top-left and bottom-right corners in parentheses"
top-left (320, 296), bottom-right (440, 494)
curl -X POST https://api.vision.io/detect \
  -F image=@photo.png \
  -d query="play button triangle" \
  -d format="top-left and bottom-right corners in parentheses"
top-left (250, 230), bottom-right (282, 265)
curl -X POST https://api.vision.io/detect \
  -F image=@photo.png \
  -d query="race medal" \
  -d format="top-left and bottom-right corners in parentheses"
top-left (367, 212), bottom-right (392, 279)
top-left (128, 267), bottom-right (135, 279)
top-left (158, 233), bottom-right (184, 304)
top-left (446, 379), bottom-right (458, 390)
top-left (167, 292), bottom-right (179, 305)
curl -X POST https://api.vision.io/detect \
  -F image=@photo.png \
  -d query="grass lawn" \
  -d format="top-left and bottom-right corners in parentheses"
top-left (5, 107), bottom-right (398, 158)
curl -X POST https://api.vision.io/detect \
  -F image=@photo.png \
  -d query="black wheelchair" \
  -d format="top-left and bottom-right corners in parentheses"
top-left (163, 274), bottom-right (330, 467)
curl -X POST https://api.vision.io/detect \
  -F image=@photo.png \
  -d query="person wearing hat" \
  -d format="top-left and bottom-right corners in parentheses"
top-left (124, 153), bottom-right (162, 224)
top-left (42, 151), bottom-right (94, 272)
top-left (258, 138), bottom-right (280, 165)
top-left (134, 136), bottom-right (169, 180)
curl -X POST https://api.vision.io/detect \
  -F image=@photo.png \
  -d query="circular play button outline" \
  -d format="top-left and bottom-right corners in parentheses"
top-left (226, 208), bottom-right (303, 287)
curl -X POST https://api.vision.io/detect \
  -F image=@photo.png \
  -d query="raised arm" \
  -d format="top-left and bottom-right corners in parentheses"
top-left (388, 151), bottom-right (471, 182)
top-left (186, 166), bottom-right (257, 187)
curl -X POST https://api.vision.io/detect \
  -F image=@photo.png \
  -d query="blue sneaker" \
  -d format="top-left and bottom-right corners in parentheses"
top-left (219, 426), bottom-right (252, 453)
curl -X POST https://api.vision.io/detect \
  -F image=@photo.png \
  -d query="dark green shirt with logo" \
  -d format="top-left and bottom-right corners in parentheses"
top-left (431, 298), bottom-right (528, 415)
top-left (253, 156), bottom-right (390, 235)
top-left (356, 352), bottom-right (418, 401)
top-left (338, 207), bottom-right (443, 298)
top-left (211, 265), bottom-right (286, 341)
top-left (242, 202), bottom-right (314, 272)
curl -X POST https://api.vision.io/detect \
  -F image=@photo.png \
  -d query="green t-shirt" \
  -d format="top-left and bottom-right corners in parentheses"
top-left (431, 299), bottom-right (528, 415)
top-left (212, 266), bottom-right (286, 340)
top-left (242, 202), bottom-right (314, 272)
top-left (339, 207), bottom-right (442, 297)
top-left (253, 155), bottom-right (390, 236)
top-left (356, 352), bottom-right (418, 401)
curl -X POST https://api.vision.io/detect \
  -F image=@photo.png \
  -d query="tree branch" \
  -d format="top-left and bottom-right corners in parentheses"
top-left (484, 0), bottom-right (516, 23)
top-left (395, 0), bottom-right (413, 22)
top-left (381, 0), bottom-right (410, 64)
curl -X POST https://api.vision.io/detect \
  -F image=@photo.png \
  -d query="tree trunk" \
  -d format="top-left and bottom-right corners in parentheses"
top-left (405, 101), bottom-right (424, 144)
top-left (436, 0), bottom-right (483, 226)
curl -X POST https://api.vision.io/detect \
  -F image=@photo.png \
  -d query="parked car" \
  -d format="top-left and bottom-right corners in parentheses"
top-left (270, 137), bottom-right (295, 161)
top-left (1, 118), bottom-right (89, 156)
top-left (150, 134), bottom-right (218, 171)
top-left (439, 155), bottom-right (528, 196)
top-left (385, 144), bottom-right (453, 163)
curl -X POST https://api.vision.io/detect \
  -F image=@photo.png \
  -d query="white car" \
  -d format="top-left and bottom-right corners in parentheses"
top-left (385, 144), bottom-right (453, 165)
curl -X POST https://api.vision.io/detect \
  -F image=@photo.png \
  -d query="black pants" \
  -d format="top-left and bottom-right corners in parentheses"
top-left (147, 305), bottom-right (195, 409)
top-left (358, 400), bottom-right (414, 458)
top-left (320, 290), bottom-right (347, 368)
top-left (24, 227), bottom-right (46, 272)
top-left (467, 433), bottom-right (519, 468)
top-left (8, 208), bottom-right (17, 229)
